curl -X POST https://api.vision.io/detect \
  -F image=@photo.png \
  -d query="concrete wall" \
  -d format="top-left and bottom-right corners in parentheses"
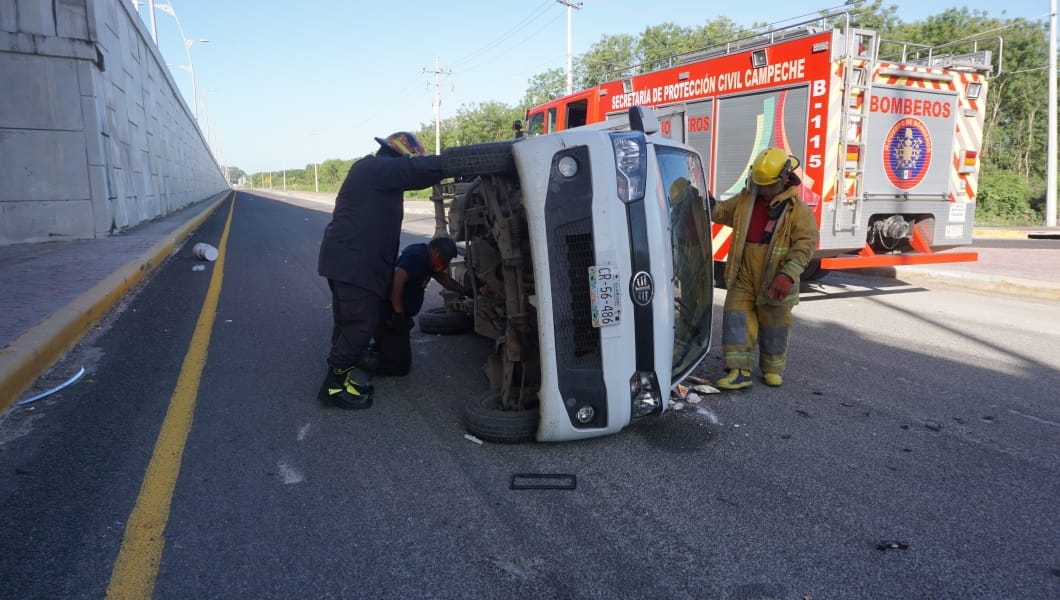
top-left (0, 0), bottom-right (228, 245)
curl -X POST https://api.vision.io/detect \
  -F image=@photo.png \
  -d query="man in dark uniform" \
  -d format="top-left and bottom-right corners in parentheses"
top-left (317, 131), bottom-right (446, 410)
top-left (362, 236), bottom-right (466, 376)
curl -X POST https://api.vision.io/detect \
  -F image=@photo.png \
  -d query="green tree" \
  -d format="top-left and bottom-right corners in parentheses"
top-left (414, 101), bottom-right (525, 151)
top-left (579, 33), bottom-right (638, 85)
top-left (521, 68), bottom-right (567, 108)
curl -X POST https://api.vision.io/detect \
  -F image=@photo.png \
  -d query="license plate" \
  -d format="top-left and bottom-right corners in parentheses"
top-left (589, 265), bottom-right (621, 328)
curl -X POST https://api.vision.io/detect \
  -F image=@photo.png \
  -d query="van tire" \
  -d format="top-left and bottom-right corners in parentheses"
top-left (441, 141), bottom-right (516, 178)
top-left (462, 392), bottom-right (538, 444)
top-left (417, 307), bottom-right (473, 335)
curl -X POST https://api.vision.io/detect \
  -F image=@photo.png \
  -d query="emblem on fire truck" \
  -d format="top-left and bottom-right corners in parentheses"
top-left (883, 117), bottom-right (932, 190)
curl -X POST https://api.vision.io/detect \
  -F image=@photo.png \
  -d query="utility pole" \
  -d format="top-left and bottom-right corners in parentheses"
top-left (422, 56), bottom-right (453, 155)
top-left (556, 0), bottom-right (583, 95)
top-left (1047, 0), bottom-right (1057, 226)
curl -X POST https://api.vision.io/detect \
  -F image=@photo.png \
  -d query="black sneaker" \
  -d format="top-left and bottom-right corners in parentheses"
top-left (318, 366), bottom-right (374, 409)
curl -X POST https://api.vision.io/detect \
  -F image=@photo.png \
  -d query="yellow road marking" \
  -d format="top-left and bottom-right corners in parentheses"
top-left (105, 197), bottom-right (235, 599)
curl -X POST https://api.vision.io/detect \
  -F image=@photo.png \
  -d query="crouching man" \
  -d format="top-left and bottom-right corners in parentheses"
top-left (359, 236), bottom-right (465, 376)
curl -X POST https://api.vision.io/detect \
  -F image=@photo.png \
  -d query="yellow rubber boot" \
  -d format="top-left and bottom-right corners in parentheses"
top-left (716, 369), bottom-right (753, 390)
top-left (763, 373), bottom-right (783, 387)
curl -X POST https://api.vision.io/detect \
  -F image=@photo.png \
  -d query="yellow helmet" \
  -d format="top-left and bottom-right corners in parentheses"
top-left (750, 148), bottom-right (799, 186)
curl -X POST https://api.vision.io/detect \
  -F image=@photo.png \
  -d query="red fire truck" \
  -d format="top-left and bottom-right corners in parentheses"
top-left (525, 12), bottom-right (996, 281)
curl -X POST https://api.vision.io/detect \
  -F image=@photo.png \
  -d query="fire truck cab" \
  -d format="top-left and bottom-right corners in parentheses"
top-left (526, 11), bottom-right (996, 280)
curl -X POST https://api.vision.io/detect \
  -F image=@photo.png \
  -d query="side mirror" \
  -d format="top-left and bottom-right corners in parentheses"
top-left (628, 106), bottom-right (660, 135)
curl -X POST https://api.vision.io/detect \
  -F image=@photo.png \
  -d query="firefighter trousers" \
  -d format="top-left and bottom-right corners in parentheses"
top-left (327, 280), bottom-right (381, 369)
top-left (721, 243), bottom-right (793, 375)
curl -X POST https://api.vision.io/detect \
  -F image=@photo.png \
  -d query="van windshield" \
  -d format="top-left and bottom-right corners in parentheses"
top-left (657, 147), bottom-right (714, 381)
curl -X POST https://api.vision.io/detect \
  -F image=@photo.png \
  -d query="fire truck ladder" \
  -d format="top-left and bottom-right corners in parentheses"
top-left (835, 28), bottom-right (879, 236)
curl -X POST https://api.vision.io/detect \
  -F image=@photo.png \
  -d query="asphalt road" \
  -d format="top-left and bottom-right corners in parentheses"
top-left (1, 191), bottom-right (1057, 599)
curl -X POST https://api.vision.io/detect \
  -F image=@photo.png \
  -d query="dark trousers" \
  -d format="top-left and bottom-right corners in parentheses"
top-left (372, 302), bottom-right (414, 376)
top-left (328, 280), bottom-right (381, 368)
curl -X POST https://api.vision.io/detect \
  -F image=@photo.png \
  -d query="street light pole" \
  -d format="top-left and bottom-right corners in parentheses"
top-left (153, 2), bottom-right (206, 121)
top-left (200, 88), bottom-right (217, 145)
top-left (183, 38), bottom-right (208, 120)
top-left (147, 0), bottom-right (158, 43)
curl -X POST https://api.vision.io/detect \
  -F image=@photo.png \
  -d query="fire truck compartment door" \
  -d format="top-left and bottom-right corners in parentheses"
top-left (862, 87), bottom-right (957, 198)
top-left (712, 89), bottom-right (808, 200)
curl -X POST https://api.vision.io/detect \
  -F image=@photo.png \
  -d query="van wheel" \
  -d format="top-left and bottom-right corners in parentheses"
top-left (417, 307), bottom-right (473, 335)
top-left (441, 141), bottom-right (516, 178)
top-left (462, 392), bottom-right (538, 444)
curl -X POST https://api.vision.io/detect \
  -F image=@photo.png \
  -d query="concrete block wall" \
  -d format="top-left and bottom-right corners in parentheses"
top-left (0, 0), bottom-right (228, 245)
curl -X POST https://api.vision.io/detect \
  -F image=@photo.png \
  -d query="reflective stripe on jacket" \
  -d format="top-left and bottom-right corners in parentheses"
top-left (711, 182), bottom-right (819, 305)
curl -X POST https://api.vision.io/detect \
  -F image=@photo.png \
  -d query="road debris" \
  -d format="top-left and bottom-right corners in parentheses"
top-left (16, 366), bottom-right (86, 405)
top-left (925, 421), bottom-right (943, 432)
top-left (877, 540), bottom-right (910, 551)
top-left (463, 433), bottom-right (484, 445)
top-left (671, 382), bottom-right (719, 403)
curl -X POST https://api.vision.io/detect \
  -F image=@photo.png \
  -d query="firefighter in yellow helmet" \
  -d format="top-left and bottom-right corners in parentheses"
top-left (710, 147), bottom-right (819, 389)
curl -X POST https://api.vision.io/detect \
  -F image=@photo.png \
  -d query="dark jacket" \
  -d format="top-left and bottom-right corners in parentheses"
top-left (392, 243), bottom-right (432, 318)
top-left (317, 153), bottom-right (444, 297)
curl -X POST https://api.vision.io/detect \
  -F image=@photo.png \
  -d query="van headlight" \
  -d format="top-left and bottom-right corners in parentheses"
top-left (629, 371), bottom-right (661, 419)
top-left (612, 133), bottom-right (646, 204)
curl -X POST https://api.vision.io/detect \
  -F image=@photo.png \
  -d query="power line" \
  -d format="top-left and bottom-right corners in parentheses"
top-left (448, 1), bottom-right (555, 69)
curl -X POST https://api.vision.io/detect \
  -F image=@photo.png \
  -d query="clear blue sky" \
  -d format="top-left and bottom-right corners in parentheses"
top-left (136, 0), bottom-right (1050, 174)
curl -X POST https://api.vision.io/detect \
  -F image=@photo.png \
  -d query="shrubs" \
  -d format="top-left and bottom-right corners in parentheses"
top-left (976, 166), bottom-right (1044, 225)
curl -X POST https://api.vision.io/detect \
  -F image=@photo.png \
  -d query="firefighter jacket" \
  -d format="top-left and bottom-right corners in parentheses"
top-left (711, 178), bottom-right (819, 306)
top-left (317, 153), bottom-right (444, 297)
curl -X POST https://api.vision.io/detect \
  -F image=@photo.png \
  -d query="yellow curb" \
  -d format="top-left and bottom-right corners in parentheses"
top-left (972, 229), bottom-right (1029, 239)
top-left (0, 192), bottom-right (231, 414)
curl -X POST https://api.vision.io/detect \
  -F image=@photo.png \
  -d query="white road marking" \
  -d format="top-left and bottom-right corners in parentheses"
top-left (1006, 408), bottom-right (1060, 429)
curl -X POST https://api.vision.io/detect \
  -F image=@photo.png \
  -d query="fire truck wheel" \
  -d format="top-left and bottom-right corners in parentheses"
top-left (801, 259), bottom-right (829, 282)
top-left (712, 260), bottom-right (727, 289)
top-left (441, 141), bottom-right (516, 178)
top-left (462, 391), bottom-right (538, 444)
top-left (417, 307), bottom-right (473, 335)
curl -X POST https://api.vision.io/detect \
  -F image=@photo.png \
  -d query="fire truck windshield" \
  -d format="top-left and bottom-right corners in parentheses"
top-left (658, 146), bottom-right (713, 380)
